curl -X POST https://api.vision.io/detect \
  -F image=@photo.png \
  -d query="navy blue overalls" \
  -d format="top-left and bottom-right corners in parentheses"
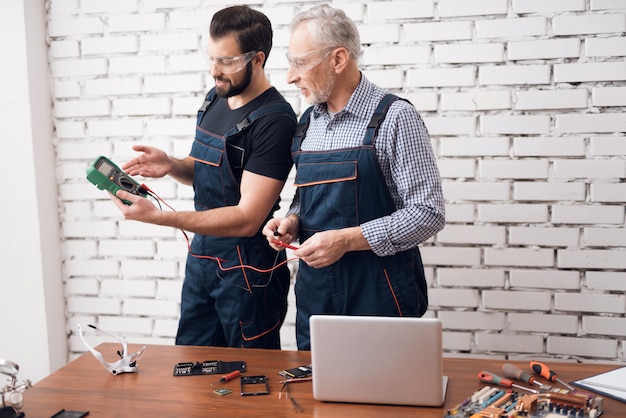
top-left (175, 88), bottom-right (291, 348)
top-left (292, 94), bottom-right (428, 350)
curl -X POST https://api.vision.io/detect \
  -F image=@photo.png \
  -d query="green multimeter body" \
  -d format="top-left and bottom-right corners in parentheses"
top-left (86, 156), bottom-right (147, 205)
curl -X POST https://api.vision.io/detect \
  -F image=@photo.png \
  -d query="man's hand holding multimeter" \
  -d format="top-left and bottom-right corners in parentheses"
top-left (86, 156), bottom-right (147, 205)
top-left (86, 155), bottom-right (164, 224)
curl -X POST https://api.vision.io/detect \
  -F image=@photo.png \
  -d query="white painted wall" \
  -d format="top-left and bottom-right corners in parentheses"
top-left (0, 0), bottom-right (66, 383)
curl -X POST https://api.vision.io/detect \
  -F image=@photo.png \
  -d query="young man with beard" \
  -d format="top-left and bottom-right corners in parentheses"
top-left (263, 4), bottom-right (445, 350)
top-left (112, 6), bottom-right (296, 349)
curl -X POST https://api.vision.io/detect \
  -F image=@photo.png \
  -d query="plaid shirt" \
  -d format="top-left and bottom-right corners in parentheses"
top-left (289, 75), bottom-right (445, 257)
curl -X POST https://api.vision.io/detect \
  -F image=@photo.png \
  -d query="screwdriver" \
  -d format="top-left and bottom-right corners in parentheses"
top-left (478, 371), bottom-right (538, 393)
top-left (211, 370), bottom-right (241, 386)
top-left (530, 361), bottom-right (575, 391)
top-left (502, 363), bottom-right (551, 390)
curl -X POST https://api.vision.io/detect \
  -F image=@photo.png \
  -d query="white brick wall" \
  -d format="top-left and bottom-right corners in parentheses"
top-left (46, 1), bottom-right (626, 362)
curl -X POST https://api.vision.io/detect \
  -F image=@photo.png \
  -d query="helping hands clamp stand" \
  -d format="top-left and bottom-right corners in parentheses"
top-left (0, 359), bottom-right (31, 418)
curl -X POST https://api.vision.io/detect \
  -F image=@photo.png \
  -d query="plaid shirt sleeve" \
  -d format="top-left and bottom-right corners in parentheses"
top-left (360, 100), bottom-right (445, 256)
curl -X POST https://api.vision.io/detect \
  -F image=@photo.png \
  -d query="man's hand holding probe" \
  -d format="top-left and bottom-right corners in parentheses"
top-left (263, 216), bottom-right (371, 269)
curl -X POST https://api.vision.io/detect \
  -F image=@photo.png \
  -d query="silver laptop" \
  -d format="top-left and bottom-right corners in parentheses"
top-left (310, 315), bottom-right (448, 406)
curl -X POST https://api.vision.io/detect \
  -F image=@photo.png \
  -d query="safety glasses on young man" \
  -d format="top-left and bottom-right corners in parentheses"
top-left (206, 50), bottom-right (257, 74)
top-left (286, 47), bottom-right (336, 74)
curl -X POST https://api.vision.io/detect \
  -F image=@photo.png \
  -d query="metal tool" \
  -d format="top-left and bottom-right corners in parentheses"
top-left (478, 371), bottom-right (539, 394)
top-left (0, 359), bottom-right (31, 417)
top-left (530, 360), bottom-right (576, 391)
top-left (502, 363), bottom-right (552, 391)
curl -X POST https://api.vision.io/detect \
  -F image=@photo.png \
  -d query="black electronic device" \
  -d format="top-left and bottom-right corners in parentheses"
top-left (278, 364), bottom-right (312, 379)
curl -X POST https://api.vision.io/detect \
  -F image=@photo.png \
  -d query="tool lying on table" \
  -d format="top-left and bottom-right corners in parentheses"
top-left (530, 360), bottom-right (576, 391)
top-left (211, 370), bottom-right (241, 386)
top-left (502, 363), bottom-right (552, 391)
top-left (479, 371), bottom-right (539, 394)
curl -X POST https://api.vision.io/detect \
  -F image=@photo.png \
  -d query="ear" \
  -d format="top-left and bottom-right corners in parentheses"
top-left (254, 51), bottom-right (266, 67)
top-left (331, 47), bottom-right (350, 73)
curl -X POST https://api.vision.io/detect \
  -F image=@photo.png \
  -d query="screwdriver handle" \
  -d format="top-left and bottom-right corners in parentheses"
top-left (530, 361), bottom-right (557, 382)
top-left (502, 363), bottom-right (536, 384)
top-left (219, 370), bottom-right (241, 382)
top-left (478, 371), bottom-right (513, 387)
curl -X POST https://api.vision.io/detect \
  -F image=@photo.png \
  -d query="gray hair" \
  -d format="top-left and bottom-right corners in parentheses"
top-left (290, 4), bottom-right (361, 62)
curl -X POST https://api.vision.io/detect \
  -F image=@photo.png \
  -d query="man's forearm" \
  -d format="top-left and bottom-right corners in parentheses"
top-left (168, 157), bottom-right (195, 185)
top-left (147, 205), bottom-right (262, 237)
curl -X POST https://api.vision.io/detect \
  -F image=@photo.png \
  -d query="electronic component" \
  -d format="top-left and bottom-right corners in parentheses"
top-left (213, 388), bottom-right (232, 396)
top-left (241, 375), bottom-right (270, 396)
top-left (86, 156), bottom-right (147, 205)
top-left (445, 386), bottom-right (604, 418)
top-left (278, 364), bottom-right (312, 379)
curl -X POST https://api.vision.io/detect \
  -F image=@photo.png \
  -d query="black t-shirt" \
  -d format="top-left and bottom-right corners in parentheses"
top-left (198, 87), bottom-right (296, 184)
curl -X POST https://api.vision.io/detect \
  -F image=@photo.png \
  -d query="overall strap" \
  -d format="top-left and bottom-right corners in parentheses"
top-left (292, 106), bottom-right (315, 151)
top-left (198, 87), bottom-right (218, 113)
top-left (363, 93), bottom-right (400, 146)
top-left (224, 101), bottom-right (295, 138)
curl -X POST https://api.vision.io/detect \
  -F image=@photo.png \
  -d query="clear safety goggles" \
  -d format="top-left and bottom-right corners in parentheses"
top-left (206, 50), bottom-right (257, 74)
top-left (286, 47), bottom-right (335, 74)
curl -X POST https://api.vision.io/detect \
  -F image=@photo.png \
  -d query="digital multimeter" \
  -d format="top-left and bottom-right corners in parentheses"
top-left (86, 156), bottom-right (147, 205)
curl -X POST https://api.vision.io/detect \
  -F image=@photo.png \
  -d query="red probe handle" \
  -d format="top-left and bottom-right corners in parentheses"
top-left (220, 370), bottom-right (241, 382)
top-left (478, 371), bottom-right (513, 387)
top-left (271, 240), bottom-right (299, 251)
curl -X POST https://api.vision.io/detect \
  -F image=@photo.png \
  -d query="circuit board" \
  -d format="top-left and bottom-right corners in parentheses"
top-left (444, 386), bottom-right (603, 418)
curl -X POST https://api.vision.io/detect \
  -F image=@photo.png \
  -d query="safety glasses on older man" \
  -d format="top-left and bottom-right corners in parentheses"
top-left (286, 47), bottom-right (336, 74)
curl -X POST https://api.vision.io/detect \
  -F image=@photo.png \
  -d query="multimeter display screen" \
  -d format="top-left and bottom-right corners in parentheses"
top-left (97, 159), bottom-right (114, 176)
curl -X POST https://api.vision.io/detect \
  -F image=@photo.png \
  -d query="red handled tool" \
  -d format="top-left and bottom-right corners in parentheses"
top-left (211, 370), bottom-right (241, 386)
top-left (502, 363), bottom-right (551, 390)
top-left (530, 361), bottom-right (575, 391)
top-left (478, 371), bottom-right (538, 393)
